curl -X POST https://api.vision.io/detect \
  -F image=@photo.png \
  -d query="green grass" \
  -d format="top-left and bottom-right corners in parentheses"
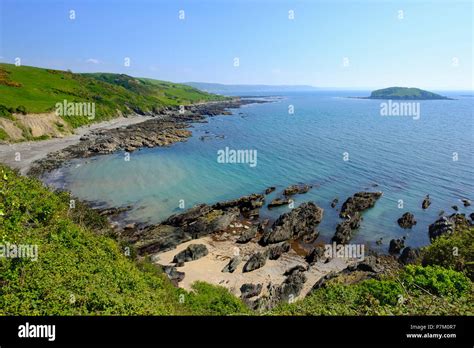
top-left (0, 63), bottom-right (229, 128)
top-left (0, 164), bottom-right (247, 315)
top-left (0, 163), bottom-right (470, 316)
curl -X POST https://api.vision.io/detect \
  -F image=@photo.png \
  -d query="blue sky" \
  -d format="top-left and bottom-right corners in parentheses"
top-left (0, 0), bottom-right (472, 89)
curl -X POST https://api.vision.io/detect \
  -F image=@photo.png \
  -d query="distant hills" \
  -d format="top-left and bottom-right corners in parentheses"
top-left (0, 64), bottom-right (227, 128)
top-left (367, 87), bottom-right (451, 100)
top-left (184, 82), bottom-right (319, 94)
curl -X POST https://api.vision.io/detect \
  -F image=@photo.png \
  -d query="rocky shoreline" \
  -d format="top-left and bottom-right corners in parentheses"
top-left (28, 98), bottom-right (266, 177)
top-left (26, 96), bottom-right (473, 311)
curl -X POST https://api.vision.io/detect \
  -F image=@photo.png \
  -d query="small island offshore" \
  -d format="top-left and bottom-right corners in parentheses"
top-left (353, 87), bottom-right (453, 100)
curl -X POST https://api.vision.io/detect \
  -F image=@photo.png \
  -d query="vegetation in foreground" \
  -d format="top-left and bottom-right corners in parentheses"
top-left (0, 164), bottom-right (472, 315)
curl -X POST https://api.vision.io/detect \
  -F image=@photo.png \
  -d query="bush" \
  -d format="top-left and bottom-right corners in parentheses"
top-left (15, 105), bottom-right (27, 115)
top-left (401, 265), bottom-right (471, 297)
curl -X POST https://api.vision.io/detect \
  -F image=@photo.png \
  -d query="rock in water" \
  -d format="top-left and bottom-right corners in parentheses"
top-left (428, 216), bottom-right (454, 241)
top-left (339, 191), bottom-right (382, 218)
top-left (470, 212), bottom-right (474, 222)
top-left (172, 244), bottom-right (209, 264)
top-left (461, 199), bottom-right (471, 207)
top-left (330, 198), bottom-right (339, 208)
top-left (389, 239), bottom-right (405, 254)
top-left (451, 205), bottom-right (458, 212)
top-left (332, 212), bottom-right (361, 244)
top-left (268, 197), bottom-right (291, 208)
top-left (260, 202), bottom-right (323, 245)
top-left (283, 184), bottom-right (312, 196)
top-left (422, 195), bottom-right (431, 209)
top-left (243, 252), bottom-right (267, 272)
top-left (221, 256), bottom-right (242, 273)
top-left (398, 247), bottom-right (420, 265)
top-left (397, 212), bottom-right (417, 229)
top-left (266, 242), bottom-right (290, 260)
top-left (265, 187), bottom-right (276, 195)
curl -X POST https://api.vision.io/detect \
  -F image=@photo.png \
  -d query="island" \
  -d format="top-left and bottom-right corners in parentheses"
top-left (364, 87), bottom-right (452, 100)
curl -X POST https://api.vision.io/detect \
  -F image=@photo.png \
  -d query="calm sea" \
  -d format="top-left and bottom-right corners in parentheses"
top-left (45, 90), bottom-right (474, 252)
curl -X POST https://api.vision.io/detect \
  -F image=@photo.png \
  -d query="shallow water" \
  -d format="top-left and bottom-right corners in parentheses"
top-left (45, 90), bottom-right (474, 252)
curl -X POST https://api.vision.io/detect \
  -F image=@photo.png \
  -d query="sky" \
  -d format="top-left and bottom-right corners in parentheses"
top-left (0, 0), bottom-right (472, 89)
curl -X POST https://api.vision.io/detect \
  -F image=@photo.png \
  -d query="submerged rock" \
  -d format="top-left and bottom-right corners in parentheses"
top-left (172, 244), bottom-right (209, 264)
top-left (265, 187), bottom-right (276, 195)
top-left (397, 212), bottom-right (417, 229)
top-left (461, 199), bottom-right (471, 207)
top-left (260, 202), bottom-right (323, 245)
top-left (330, 198), bottom-right (339, 208)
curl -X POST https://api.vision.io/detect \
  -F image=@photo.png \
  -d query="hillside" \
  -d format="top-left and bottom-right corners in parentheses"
top-left (0, 164), bottom-right (248, 315)
top-left (0, 164), bottom-right (471, 315)
top-left (369, 87), bottom-right (450, 100)
top-left (0, 64), bottom-right (227, 141)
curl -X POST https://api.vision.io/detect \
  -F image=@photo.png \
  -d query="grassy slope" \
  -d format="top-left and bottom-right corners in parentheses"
top-left (0, 63), bottom-right (228, 128)
top-left (0, 164), bottom-right (471, 315)
top-left (0, 164), bottom-right (248, 315)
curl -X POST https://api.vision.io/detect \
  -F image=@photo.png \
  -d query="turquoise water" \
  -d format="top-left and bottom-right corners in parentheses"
top-left (46, 91), bottom-right (474, 252)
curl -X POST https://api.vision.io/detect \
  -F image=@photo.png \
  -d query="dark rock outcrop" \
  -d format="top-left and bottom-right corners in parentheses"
top-left (265, 242), bottom-right (290, 260)
top-left (236, 226), bottom-right (258, 243)
top-left (306, 245), bottom-right (326, 264)
top-left (243, 252), bottom-right (267, 272)
top-left (332, 212), bottom-right (361, 244)
top-left (422, 195), bottom-right (431, 209)
top-left (428, 216), bottom-right (454, 241)
top-left (462, 199), bottom-right (471, 207)
top-left (339, 191), bottom-right (382, 218)
top-left (172, 244), bottom-right (209, 264)
top-left (265, 187), bottom-right (276, 195)
top-left (260, 202), bottom-right (323, 245)
top-left (283, 184), bottom-right (312, 196)
top-left (240, 283), bottom-right (263, 298)
top-left (162, 265), bottom-right (185, 285)
top-left (268, 198), bottom-right (291, 208)
top-left (397, 212), bottom-right (417, 229)
top-left (221, 256), bottom-right (242, 273)
top-left (330, 198), bottom-right (339, 208)
top-left (389, 239), bottom-right (405, 254)
top-left (398, 247), bottom-right (420, 265)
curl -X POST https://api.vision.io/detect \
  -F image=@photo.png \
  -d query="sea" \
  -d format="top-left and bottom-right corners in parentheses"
top-left (44, 89), bottom-right (474, 252)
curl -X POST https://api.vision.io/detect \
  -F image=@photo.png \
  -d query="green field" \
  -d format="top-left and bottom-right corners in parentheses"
top-left (0, 63), bottom-right (228, 128)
